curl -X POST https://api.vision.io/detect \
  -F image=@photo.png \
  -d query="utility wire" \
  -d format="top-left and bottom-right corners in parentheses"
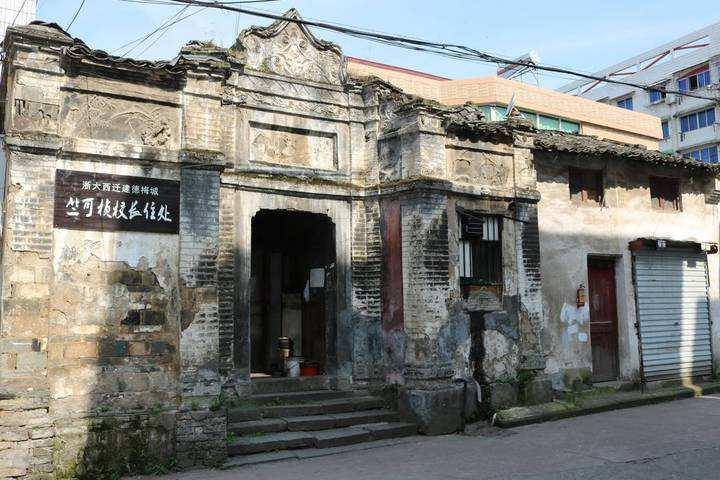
top-left (10, 0), bottom-right (29, 27)
top-left (153, 0), bottom-right (718, 103)
top-left (113, 4), bottom-right (191, 56)
top-left (67, 0), bottom-right (87, 30)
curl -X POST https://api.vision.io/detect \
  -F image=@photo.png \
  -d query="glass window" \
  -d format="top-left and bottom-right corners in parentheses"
top-left (616, 97), bottom-right (633, 110)
top-left (685, 146), bottom-right (719, 163)
top-left (649, 89), bottom-right (666, 103)
top-left (661, 120), bottom-right (670, 139)
top-left (560, 120), bottom-right (580, 134)
top-left (698, 110), bottom-right (709, 128)
top-left (680, 108), bottom-right (715, 133)
top-left (493, 105), bottom-right (507, 121)
top-left (698, 70), bottom-right (711, 88)
top-left (538, 115), bottom-right (560, 130)
top-left (521, 111), bottom-right (537, 125)
top-left (679, 67), bottom-right (710, 91)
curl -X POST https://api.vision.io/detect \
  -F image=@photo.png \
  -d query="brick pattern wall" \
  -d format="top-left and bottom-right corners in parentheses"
top-left (516, 202), bottom-right (545, 364)
top-left (350, 199), bottom-right (383, 380)
top-left (217, 187), bottom-right (235, 374)
top-left (175, 408), bottom-right (226, 469)
top-left (0, 151), bottom-right (54, 479)
top-left (183, 88), bottom-right (223, 153)
top-left (400, 192), bottom-right (452, 379)
top-left (5, 153), bottom-right (54, 257)
top-left (177, 168), bottom-right (226, 467)
top-left (179, 169), bottom-right (221, 397)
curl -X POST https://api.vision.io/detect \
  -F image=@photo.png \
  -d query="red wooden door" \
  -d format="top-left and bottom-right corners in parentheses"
top-left (588, 258), bottom-right (619, 382)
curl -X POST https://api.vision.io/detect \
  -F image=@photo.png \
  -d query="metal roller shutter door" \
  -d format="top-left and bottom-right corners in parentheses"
top-left (634, 249), bottom-right (713, 381)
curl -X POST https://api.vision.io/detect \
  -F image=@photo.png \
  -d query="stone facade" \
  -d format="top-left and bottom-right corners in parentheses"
top-left (0, 11), bottom-right (718, 479)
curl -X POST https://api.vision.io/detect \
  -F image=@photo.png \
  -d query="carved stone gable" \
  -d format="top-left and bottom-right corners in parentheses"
top-left (233, 9), bottom-right (346, 85)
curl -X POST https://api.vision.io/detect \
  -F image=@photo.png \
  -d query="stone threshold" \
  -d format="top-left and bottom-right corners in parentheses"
top-left (222, 435), bottom-right (427, 469)
top-left (493, 381), bottom-right (720, 428)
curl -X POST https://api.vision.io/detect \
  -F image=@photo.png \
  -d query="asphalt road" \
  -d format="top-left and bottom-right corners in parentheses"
top-left (136, 394), bottom-right (720, 479)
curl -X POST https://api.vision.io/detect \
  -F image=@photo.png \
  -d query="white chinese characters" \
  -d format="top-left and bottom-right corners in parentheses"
top-left (80, 181), bottom-right (160, 196)
top-left (64, 196), bottom-right (173, 223)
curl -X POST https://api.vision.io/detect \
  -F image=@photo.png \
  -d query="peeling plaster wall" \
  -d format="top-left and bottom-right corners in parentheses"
top-left (536, 151), bottom-right (720, 388)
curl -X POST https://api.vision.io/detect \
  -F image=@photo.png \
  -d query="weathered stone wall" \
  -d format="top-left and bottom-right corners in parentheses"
top-left (535, 151), bottom-right (720, 388)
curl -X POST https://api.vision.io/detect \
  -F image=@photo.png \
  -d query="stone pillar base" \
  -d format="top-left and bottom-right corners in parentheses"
top-left (398, 385), bottom-right (465, 435)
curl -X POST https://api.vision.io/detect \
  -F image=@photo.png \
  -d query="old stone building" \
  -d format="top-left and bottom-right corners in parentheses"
top-left (0, 11), bottom-right (718, 479)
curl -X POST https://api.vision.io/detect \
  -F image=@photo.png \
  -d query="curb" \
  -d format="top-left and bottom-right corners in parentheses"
top-left (494, 383), bottom-right (720, 428)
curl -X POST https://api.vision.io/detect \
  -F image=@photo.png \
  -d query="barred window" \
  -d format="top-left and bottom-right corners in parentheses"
top-left (458, 212), bottom-right (502, 285)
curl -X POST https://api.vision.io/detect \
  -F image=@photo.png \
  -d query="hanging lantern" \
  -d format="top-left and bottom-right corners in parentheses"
top-left (576, 284), bottom-right (586, 308)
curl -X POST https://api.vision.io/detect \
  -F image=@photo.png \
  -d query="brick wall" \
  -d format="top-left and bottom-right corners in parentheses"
top-left (179, 169), bottom-right (221, 397)
top-left (400, 192), bottom-right (452, 379)
top-left (177, 168), bottom-right (226, 468)
top-left (217, 187), bottom-right (235, 374)
top-left (515, 202), bottom-right (545, 368)
top-left (0, 150), bottom-right (54, 479)
top-left (351, 199), bottom-right (383, 380)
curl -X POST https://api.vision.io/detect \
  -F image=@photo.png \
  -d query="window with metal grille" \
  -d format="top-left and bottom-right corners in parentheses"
top-left (649, 176), bottom-right (681, 211)
top-left (569, 167), bottom-right (604, 204)
top-left (458, 212), bottom-right (502, 285)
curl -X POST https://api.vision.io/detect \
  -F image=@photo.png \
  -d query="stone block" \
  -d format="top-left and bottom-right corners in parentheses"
top-left (128, 341), bottom-right (150, 356)
top-left (0, 429), bottom-right (29, 442)
top-left (486, 382), bottom-right (519, 409)
top-left (523, 378), bottom-right (553, 405)
top-left (16, 351), bottom-right (47, 370)
top-left (0, 353), bottom-right (17, 369)
top-left (398, 385), bottom-right (463, 435)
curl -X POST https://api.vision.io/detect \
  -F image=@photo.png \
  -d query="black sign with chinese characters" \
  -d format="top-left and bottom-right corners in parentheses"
top-left (54, 169), bottom-right (180, 234)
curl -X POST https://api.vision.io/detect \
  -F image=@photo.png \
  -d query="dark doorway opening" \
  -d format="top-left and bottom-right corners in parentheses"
top-left (250, 210), bottom-right (335, 377)
top-left (588, 257), bottom-right (620, 382)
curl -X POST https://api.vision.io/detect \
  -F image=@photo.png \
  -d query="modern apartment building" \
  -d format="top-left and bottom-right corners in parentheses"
top-left (347, 57), bottom-right (663, 149)
top-left (559, 22), bottom-right (720, 162)
top-left (0, 0), bottom-right (36, 40)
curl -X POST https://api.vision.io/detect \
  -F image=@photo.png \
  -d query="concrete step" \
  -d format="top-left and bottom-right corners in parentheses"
top-left (228, 396), bottom-right (385, 422)
top-left (251, 377), bottom-right (331, 395)
top-left (227, 422), bottom-right (417, 456)
top-left (250, 389), bottom-right (357, 405)
top-left (228, 409), bottom-right (399, 434)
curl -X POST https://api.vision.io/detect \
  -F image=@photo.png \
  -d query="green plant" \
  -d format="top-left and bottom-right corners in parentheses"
top-left (227, 431), bottom-right (237, 443)
top-left (149, 404), bottom-right (163, 416)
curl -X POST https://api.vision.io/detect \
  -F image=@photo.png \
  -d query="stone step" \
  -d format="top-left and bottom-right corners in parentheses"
top-left (251, 376), bottom-right (332, 395)
top-left (228, 409), bottom-right (399, 434)
top-left (228, 396), bottom-right (385, 422)
top-left (250, 389), bottom-right (357, 405)
top-left (228, 422), bottom-right (417, 456)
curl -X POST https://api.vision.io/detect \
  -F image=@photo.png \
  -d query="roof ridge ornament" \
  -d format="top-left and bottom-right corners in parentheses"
top-left (231, 8), bottom-right (346, 85)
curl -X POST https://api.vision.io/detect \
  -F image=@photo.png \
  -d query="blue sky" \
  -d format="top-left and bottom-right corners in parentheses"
top-left (37, 0), bottom-right (720, 89)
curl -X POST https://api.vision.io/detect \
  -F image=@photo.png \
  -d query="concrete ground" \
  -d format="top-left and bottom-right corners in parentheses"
top-left (134, 394), bottom-right (720, 479)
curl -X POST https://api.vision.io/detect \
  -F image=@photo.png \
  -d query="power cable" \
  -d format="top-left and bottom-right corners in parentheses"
top-left (67, 0), bottom-right (86, 30)
top-left (153, 0), bottom-right (718, 103)
top-left (10, 0), bottom-right (29, 27)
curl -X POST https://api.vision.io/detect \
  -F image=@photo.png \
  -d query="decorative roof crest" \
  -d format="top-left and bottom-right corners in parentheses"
top-left (231, 9), bottom-right (346, 85)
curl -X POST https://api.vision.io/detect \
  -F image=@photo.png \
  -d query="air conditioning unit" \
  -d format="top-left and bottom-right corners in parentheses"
top-left (665, 93), bottom-right (680, 105)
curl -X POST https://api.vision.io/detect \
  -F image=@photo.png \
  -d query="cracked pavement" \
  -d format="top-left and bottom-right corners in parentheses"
top-left (132, 394), bottom-right (720, 479)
